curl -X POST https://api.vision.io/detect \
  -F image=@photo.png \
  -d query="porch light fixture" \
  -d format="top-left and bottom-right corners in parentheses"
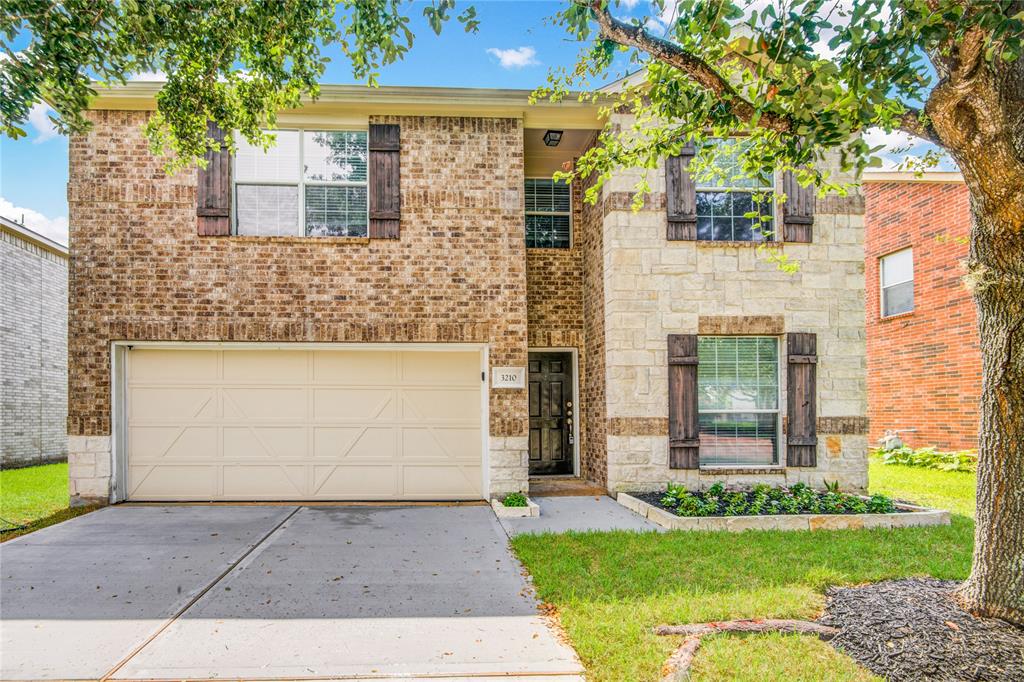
top-left (543, 130), bottom-right (563, 147)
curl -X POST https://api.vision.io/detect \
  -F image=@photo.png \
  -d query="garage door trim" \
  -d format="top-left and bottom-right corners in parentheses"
top-left (109, 341), bottom-right (490, 503)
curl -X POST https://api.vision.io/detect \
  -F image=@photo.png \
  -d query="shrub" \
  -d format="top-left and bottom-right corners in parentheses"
top-left (650, 485), bottom-right (898, 517)
top-left (874, 445), bottom-right (977, 472)
top-left (866, 493), bottom-right (897, 514)
top-left (502, 492), bottom-right (528, 507)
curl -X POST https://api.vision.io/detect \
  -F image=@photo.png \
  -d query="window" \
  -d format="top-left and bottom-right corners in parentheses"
top-left (234, 130), bottom-right (369, 237)
top-left (697, 336), bottom-right (779, 466)
top-left (880, 248), bottom-right (914, 317)
top-left (525, 178), bottom-right (571, 248)
top-left (696, 139), bottom-right (774, 242)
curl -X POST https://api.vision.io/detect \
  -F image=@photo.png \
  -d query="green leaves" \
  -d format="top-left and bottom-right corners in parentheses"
top-left (2, 0), bottom-right (474, 169)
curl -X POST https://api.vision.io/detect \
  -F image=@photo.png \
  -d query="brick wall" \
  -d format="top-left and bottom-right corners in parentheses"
top-left (864, 179), bottom-right (979, 450)
top-left (1, 229), bottom-right (68, 468)
top-left (67, 110), bottom-right (530, 502)
top-left (579, 174), bottom-right (609, 487)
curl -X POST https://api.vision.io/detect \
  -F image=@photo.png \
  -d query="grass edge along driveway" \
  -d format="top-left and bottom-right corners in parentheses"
top-left (512, 459), bottom-right (975, 681)
top-left (1, 463), bottom-right (98, 542)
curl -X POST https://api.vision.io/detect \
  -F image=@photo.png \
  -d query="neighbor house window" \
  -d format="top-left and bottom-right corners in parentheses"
top-left (880, 248), bottom-right (914, 317)
top-left (697, 336), bottom-right (779, 466)
top-left (525, 178), bottom-right (571, 248)
top-left (696, 139), bottom-right (774, 242)
top-left (234, 129), bottom-right (369, 237)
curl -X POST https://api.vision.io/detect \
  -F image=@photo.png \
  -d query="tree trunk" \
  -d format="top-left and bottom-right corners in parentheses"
top-left (957, 203), bottom-right (1024, 625)
top-left (923, 22), bottom-right (1024, 626)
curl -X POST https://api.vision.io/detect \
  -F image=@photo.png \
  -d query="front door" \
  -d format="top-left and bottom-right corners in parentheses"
top-left (528, 352), bottom-right (574, 475)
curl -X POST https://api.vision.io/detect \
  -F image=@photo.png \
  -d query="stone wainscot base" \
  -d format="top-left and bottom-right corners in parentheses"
top-left (617, 493), bottom-right (950, 532)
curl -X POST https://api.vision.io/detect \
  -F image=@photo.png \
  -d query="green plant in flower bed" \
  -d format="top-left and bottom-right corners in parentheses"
top-left (654, 482), bottom-right (897, 517)
top-left (873, 445), bottom-right (977, 472)
top-left (502, 492), bottom-right (528, 507)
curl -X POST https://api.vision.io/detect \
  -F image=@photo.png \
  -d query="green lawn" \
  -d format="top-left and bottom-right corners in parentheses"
top-left (0, 463), bottom-right (96, 541)
top-left (512, 462), bottom-right (977, 681)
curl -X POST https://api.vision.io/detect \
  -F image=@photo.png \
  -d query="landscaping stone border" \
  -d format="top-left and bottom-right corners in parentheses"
top-left (490, 497), bottom-right (540, 519)
top-left (616, 493), bottom-right (950, 532)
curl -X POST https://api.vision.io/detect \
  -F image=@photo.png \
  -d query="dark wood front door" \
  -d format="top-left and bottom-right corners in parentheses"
top-left (528, 352), bottom-right (574, 475)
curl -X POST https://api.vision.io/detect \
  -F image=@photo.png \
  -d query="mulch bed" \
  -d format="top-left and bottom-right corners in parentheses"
top-left (820, 578), bottom-right (1024, 681)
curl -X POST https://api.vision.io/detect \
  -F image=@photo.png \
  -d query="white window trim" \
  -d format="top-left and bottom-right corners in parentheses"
top-left (879, 247), bottom-right (915, 318)
top-left (697, 335), bottom-right (783, 467)
top-left (695, 138), bottom-right (779, 242)
top-left (232, 127), bottom-right (370, 237)
top-left (525, 176), bottom-right (573, 249)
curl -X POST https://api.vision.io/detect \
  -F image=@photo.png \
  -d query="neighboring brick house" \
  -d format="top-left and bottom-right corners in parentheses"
top-left (66, 83), bottom-right (868, 505)
top-left (1, 215), bottom-right (68, 468)
top-left (863, 172), bottom-right (980, 451)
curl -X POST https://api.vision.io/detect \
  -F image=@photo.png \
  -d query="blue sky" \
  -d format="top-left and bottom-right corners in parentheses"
top-left (0, 0), bottom-right (951, 245)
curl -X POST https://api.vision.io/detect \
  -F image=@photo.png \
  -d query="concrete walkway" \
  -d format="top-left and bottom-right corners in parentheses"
top-left (498, 494), bottom-right (663, 536)
top-left (0, 504), bottom-right (583, 681)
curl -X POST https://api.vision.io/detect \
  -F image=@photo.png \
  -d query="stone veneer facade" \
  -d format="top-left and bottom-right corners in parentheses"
top-left (67, 105), bottom-right (869, 503)
top-left (595, 115), bottom-right (869, 493)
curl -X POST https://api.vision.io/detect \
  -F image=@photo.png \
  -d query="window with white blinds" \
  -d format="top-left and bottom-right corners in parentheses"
top-left (234, 130), bottom-right (368, 237)
top-left (880, 248), bottom-right (914, 317)
top-left (697, 336), bottom-right (780, 466)
top-left (525, 178), bottom-right (571, 248)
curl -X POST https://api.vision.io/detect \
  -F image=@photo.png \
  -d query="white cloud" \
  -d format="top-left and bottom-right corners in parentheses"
top-left (0, 198), bottom-right (69, 245)
top-left (863, 127), bottom-right (958, 172)
top-left (27, 102), bottom-right (60, 143)
top-left (486, 46), bottom-right (540, 70)
top-left (862, 127), bottom-right (918, 153)
top-left (617, 0), bottom-right (642, 9)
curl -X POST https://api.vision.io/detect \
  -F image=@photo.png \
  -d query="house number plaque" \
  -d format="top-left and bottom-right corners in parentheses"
top-left (491, 367), bottom-right (526, 389)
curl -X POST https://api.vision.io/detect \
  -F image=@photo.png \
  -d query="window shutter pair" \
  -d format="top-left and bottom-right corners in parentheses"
top-left (666, 332), bottom-right (818, 469)
top-left (663, 147), bottom-right (815, 243)
top-left (196, 122), bottom-right (402, 238)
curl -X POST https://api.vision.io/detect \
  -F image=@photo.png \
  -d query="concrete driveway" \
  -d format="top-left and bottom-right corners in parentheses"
top-left (1, 504), bottom-right (583, 681)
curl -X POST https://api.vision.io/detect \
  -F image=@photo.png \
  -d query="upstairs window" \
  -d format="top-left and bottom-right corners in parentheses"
top-left (880, 248), bottom-right (914, 317)
top-left (696, 139), bottom-right (774, 242)
top-left (697, 336), bottom-right (780, 466)
top-left (234, 130), bottom-right (369, 237)
top-left (525, 178), bottom-right (571, 248)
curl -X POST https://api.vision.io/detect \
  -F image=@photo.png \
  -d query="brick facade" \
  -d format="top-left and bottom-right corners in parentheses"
top-left (864, 177), bottom-right (979, 450)
top-left (67, 110), bottom-right (529, 503)
top-left (1, 221), bottom-right (68, 468)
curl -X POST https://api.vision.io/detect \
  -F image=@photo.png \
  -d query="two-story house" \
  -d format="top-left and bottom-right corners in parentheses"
top-left (67, 83), bottom-right (868, 506)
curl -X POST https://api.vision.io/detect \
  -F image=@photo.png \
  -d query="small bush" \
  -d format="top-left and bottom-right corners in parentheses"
top-left (874, 445), bottom-right (977, 472)
top-left (502, 492), bottom-right (528, 507)
top-left (650, 484), bottom-right (898, 517)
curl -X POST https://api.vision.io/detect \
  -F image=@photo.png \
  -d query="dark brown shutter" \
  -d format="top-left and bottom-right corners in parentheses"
top-left (368, 123), bottom-right (401, 239)
top-left (781, 169), bottom-right (814, 242)
top-left (786, 332), bottom-right (817, 467)
top-left (666, 141), bottom-right (697, 240)
top-left (668, 334), bottom-right (700, 469)
top-left (196, 120), bottom-right (231, 236)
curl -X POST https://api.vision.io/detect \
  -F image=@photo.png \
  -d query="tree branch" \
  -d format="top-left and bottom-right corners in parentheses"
top-left (588, 0), bottom-right (793, 133)
top-left (896, 106), bottom-right (942, 146)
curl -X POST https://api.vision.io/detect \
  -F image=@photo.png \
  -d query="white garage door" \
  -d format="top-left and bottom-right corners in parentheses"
top-left (125, 348), bottom-right (484, 501)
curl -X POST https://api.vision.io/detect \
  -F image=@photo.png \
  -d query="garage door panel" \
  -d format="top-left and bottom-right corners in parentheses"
top-left (313, 351), bottom-right (398, 384)
top-left (128, 464), bottom-right (218, 500)
top-left (313, 388), bottom-right (395, 422)
top-left (128, 350), bottom-right (219, 382)
top-left (222, 351), bottom-right (308, 383)
top-left (222, 465), bottom-right (306, 498)
top-left (223, 388), bottom-right (307, 421)
top-left (126, 348), bottom-right (484, 501)
top-left (312, 465), bottom-right (398, 498)
top-left (401, 465), bottom-right (481, 497)
top-left (223, 427), bottom-right (309, 460)
top-left (313, 427), bottom-right (397, 460)
top-left (129, 387), bottom-right (216, 422)
top-left (129, 426), bottom-right (218, 461)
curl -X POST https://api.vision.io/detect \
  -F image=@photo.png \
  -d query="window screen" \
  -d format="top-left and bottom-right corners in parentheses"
top-left (880, 248), bottom-right (914, 317)
top-left (697, 336), bottom-right (779, 466)
top-left (696, 139), bottom-right (774, 242)
top-left (525, 178), bottom-right (571, 248)
top-left (234, 129), bottom-right (368, 237)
